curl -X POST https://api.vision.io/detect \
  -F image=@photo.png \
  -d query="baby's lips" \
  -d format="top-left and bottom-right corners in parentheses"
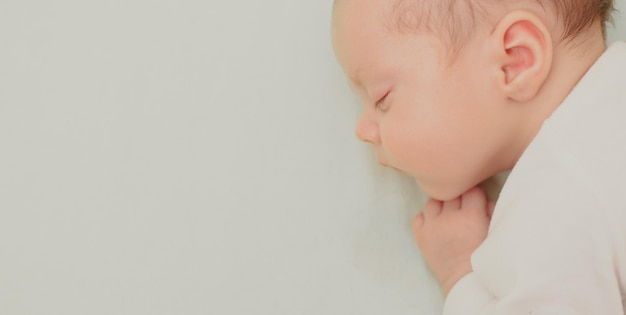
top-left (378, 159), bottom-right (402, 172)
top-left (377, 159), bottom-right (389, 167)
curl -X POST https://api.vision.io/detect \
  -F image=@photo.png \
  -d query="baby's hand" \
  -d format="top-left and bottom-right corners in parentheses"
top-left (412, 187), bottom-right (494, 296)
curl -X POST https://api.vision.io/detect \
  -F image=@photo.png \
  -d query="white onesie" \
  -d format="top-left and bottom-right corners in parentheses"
top-left (444, 41), bottom-right (626, 315)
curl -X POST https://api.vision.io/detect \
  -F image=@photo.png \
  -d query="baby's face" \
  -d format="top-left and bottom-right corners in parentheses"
top-left (333, 0), bottom-right (511, 200)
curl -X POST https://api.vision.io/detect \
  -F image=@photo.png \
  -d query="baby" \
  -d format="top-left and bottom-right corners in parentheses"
top-left (332, 0), bottom-right (626, 314)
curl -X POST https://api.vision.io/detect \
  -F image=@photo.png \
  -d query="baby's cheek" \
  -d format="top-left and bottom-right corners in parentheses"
top-left (384, 129), bottom-right (469, 199)
top-left (384, 128), bottom-right (427, 171)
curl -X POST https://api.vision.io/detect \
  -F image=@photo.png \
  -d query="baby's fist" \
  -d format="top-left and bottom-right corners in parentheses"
top-left (413, 187), bottom-right (493, 296)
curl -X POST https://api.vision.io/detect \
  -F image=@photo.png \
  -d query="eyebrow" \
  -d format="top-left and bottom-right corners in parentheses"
top-left (348, 68), bottom-right (365, 89)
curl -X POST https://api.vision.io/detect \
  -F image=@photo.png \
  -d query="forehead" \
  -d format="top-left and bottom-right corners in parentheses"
top-left (332, 0), bottom-right (394, 86)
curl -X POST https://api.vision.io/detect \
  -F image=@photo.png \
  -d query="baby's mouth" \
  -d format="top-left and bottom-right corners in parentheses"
top-left (378, 160), bottom-right (403, 173)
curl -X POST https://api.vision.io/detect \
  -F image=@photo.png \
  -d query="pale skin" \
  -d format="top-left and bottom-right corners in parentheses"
top-left (332, 0), bottom-right (606, 296)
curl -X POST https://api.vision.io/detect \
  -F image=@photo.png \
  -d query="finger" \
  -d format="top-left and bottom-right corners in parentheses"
top-left (460, 186), bottom-right (487, 211)
top-left (412, 212), bottom-right (425, 233)
top-left (423, 198), bottom-right (443, 220)
top-left (442, 196), bottom-right (461, 211)
top-left (487, 200), bottom-right (496, 219)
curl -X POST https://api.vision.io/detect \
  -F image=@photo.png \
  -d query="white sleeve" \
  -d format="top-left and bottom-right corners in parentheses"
top-left (443, 273), bottom-right (494, 314)
top-left (442, 181), bottom-right (624, 315)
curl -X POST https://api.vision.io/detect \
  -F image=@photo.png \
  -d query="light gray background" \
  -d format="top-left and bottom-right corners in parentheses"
top-left (0, 1), bottom-right (624, 314)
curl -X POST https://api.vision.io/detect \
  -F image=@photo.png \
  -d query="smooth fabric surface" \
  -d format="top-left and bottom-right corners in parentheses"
top-left (444, 41), bottom-right (626, 314)
top-left (0, 1), bottom-right (442, 314)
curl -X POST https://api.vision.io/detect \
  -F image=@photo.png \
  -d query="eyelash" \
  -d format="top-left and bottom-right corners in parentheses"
top-left (374, 93), bottom-right (389, 110)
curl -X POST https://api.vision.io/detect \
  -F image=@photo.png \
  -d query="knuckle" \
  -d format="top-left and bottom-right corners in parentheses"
top-left (412, 213), bottom-right (425, 231)
top-left (465, 187), bottom-right (486, 200)
top-left (423, 205), bottom-right (441, 218)
top-left (424, 199), bottom-right (442, 211)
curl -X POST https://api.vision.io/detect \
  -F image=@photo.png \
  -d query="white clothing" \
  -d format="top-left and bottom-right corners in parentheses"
top-left (443, 41), bottom-right (626, 315)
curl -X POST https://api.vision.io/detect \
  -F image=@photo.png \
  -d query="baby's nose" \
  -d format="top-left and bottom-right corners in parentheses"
top-left (355, 115), bottom-right (380, 144)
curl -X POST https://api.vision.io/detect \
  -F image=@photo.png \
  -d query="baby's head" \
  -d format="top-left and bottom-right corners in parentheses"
top-left (332, 0), bottom-right (613, 201)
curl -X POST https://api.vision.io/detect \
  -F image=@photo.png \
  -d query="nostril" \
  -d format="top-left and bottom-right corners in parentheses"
top-left (356, 128), bottom-right (375, 144)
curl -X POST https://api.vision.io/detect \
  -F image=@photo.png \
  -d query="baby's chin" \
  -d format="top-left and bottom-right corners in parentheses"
top-left (417, 175), bottom-right (506, 202)
top-left (393, 166), bottom-right (483, 201)
top-left (415, 180), bottom-right (473, 202)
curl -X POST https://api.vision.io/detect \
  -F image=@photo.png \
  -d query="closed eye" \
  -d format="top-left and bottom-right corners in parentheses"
top-left (374, 92), bottom-right (390, 111)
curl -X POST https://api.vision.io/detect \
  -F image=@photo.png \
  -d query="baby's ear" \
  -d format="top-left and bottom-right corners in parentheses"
top-left (489, 10), bottom-right (553, 102)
